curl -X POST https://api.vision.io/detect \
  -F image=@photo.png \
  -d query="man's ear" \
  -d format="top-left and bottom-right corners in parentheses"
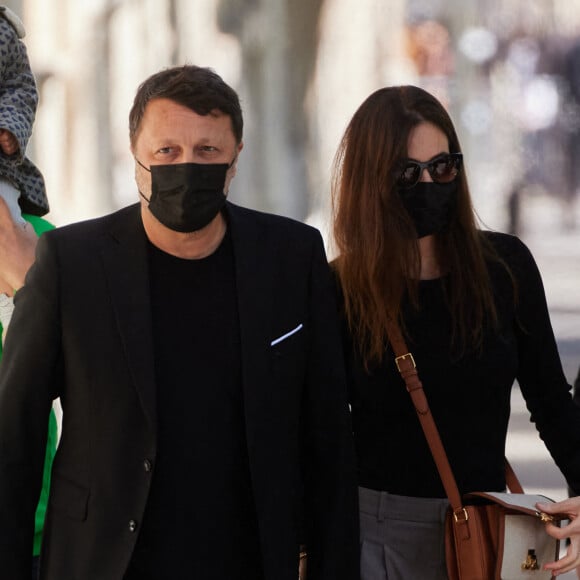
top-left (230, 141), bottom-right (244, 177)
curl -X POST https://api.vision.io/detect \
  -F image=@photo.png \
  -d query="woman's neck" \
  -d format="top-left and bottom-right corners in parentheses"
top-left (418, 235), bottom-right (442, 280)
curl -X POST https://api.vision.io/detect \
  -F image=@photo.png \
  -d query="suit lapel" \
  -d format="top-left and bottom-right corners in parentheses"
top-left (226, 203), bottom-right (274, 445)
top-left (100, 204), bottom-right (157, 428)
top-left (98, 202), bottom-right (275, 434)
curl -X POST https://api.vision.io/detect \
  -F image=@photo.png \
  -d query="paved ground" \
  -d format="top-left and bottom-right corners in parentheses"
top-left (504, 195), bottom-right (580, 577)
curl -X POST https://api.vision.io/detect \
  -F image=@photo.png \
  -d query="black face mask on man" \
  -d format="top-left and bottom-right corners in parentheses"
top-left (398, 181), bottom-right (457, 239)
top-left (137, 159), bottom-right (234, 233)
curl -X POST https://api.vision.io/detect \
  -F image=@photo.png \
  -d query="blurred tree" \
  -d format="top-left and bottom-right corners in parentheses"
top-left (217, 0), bottom-right (324, 220)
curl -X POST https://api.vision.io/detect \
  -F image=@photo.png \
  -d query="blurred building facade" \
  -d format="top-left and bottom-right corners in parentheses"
top-left (6, 0), bottom-right (580, 233)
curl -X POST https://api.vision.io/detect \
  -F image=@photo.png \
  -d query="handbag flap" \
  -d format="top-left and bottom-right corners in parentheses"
top-left (499, 514), bottom-right (558, 579)
top-left (465, 492), bottom-right (555, 518)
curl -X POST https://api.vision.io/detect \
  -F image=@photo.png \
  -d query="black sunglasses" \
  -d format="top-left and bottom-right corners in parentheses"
top-left (397, 152), bottom-right (463, 188)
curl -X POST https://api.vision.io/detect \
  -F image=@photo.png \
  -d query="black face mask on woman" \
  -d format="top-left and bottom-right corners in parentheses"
top-left (398, 181), bottom-right (457, 239)
top-left (137, 159), bottom-right (234, 233)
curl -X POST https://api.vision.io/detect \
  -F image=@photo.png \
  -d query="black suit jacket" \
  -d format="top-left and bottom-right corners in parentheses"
top-left (0, 202), bottom-right (359, 580)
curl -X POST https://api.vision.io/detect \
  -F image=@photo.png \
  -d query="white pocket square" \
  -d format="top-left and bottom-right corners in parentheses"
top-left (270, 323), bottom-right (304, 346)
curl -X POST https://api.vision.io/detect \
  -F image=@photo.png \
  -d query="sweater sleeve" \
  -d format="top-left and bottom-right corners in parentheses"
top-left (508, 236), bottom-right (580, 490)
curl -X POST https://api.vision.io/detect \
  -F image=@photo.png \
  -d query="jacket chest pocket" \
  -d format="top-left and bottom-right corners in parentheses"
top-left (270, 323), bottom-right (307, 379)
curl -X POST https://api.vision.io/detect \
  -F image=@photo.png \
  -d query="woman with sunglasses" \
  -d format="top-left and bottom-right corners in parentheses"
top-left (331, 85), bottom-right (580, 579)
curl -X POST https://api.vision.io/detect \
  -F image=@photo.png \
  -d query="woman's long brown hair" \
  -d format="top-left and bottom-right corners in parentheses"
top-left (332, 85), bottom-right (501, 367)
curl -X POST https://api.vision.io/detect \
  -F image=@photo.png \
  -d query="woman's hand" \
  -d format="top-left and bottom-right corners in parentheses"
top-left (0, 196), bottom-right (37, 292)
top-left (537, 497), bottom-right (580, 577)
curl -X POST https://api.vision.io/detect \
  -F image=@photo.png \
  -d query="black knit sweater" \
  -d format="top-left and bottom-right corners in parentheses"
top-left (343, 232), bottom-right (580, 497)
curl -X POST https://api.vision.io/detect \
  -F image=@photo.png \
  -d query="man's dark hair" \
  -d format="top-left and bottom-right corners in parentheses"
top-left (129, 65), bottom-right (243, 146)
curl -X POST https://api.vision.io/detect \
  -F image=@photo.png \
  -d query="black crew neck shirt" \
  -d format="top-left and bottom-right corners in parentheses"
top-left (127, 230), bottom-right (263, 579)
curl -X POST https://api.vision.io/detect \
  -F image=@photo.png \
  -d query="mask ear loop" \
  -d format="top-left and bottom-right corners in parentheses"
top-left (223, 154), bottom-right (239, 196)
top-left (228, 154), bottom-right (238, 169)
top-left (135, 157), bottom-right (152, 202)
top-left (135, 158), bottom-right (151, 172)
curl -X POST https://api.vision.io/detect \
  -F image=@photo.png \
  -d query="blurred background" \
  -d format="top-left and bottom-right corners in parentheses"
top-left (10, 0), bottom-right (580, 232)
top-left (7, 0), bottom-right (580, 500)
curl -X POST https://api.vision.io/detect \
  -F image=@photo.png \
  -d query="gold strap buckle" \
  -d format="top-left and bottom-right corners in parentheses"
top-left (453, 508), bottom-right (469, 523)
top-left (395, 353), bottom-right (416, 373)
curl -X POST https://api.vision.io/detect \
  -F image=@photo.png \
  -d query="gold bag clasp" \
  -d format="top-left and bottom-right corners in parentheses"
top-left (521, 548), bottom-right (540, 571)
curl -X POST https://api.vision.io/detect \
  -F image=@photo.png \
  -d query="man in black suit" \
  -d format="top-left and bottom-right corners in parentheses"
top-left (0, 65), bottom-right (358, 579)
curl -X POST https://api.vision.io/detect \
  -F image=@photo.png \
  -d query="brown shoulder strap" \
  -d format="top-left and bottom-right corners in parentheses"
top-left (505, 457), bottom-right (524, 493)
top-left (385, 317), bottom-right (464, 512)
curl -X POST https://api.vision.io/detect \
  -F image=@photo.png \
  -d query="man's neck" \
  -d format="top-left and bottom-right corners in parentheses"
top-left (141, 207), bottom-right (227, 259)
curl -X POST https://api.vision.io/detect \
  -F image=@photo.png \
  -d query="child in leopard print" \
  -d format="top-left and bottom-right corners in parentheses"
top-left (0, 5), bottom-right (48, 223)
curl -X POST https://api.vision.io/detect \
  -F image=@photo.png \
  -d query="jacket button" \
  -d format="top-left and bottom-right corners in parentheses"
top-left (143, 459), bottom-right (152, 472)
top-left (128, 519), bottom-right (138, 532)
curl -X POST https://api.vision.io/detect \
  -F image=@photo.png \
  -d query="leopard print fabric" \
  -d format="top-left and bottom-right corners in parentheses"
top-left (0, 8), bottom-right (48, 216)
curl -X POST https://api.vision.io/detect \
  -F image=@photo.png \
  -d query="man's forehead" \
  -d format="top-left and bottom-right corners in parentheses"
top-left (144, 98), bottom-right (226, 120)
top-left (135, 100), bottom-right (234, 143)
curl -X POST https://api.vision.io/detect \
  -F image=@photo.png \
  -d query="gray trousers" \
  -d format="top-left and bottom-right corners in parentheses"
top-left (359, 486), bottom-right (450, 580)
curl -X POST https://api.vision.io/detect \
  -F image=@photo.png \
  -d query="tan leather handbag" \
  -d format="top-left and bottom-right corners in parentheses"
top-left (386, 318), bottom-right (563, 580)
